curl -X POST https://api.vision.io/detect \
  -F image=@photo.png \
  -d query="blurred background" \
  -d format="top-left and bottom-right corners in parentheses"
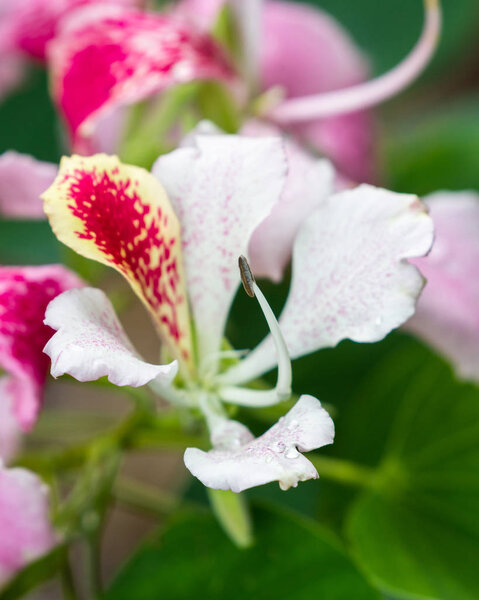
top-left (1, 1), bottom-right (478, 598)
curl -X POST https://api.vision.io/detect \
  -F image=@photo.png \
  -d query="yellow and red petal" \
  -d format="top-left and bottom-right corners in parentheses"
top-left (42, 154), bottom-right (193, 370)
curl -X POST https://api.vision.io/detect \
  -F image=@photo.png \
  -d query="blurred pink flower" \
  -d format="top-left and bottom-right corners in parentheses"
top-left (0, 266), bottom-right (83, 434)
top-left (407, 192), bottom-right (479, 382)
top-left (0, 152), bottom-right (57, 219)
top-left (47, 5), bottom-right (238, 151)
top-left (0, 463), bottom-right (55, 587)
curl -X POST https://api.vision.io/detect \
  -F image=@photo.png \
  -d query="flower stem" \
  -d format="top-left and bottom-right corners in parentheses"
top-left (60, 561), bottom-right (79, 600)
top-left (310, 455), bottom-right (377, 489)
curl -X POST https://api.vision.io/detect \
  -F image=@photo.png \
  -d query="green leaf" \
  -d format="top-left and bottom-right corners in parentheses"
top-left (103, 504), bottom-right (380, 600)
top-left (344, 338), bottom-right (479, 600)
top-left (207, 489), bottom-right (253, 548)
top-left (0, 545), bottom-right (67, 600)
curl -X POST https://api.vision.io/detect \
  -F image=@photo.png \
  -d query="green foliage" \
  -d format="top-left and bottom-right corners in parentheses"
top-left (103, 504), bottom-right (380, 600)
top-left (340, 338), bottom-right (479, 600)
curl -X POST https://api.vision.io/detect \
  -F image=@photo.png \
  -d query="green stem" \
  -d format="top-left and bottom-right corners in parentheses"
top-left (86, 533), bottom-right (103, 600)
top-left (60, 561), bottom-right (79, 600)
top-left (310, 455), bottom-right (377, 489)
top-left (113, 477), bottom-right (199, 518)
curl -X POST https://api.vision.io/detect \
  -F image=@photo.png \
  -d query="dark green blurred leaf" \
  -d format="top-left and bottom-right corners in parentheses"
top-left (103, 504), bottom-right (380, 600)
top-left (385, 97), bottom-right (479, 195)
top-left (344, 338), bottom-right (479, 600)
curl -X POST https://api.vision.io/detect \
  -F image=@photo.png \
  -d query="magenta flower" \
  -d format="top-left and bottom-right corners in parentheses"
top-left (40, 132), bottom-right (433, 491)
top-left (0, 266), bottom-right (83, 446)
top-left (46, 5), bottom-right (238, 152)
top-left (0, 0), bottom-right (140, 99)
top-left (0, 462), bottom-right (55, 587)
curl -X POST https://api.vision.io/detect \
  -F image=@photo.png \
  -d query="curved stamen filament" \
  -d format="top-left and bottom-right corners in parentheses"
top-left (267, 0), bottom-right (441, 123)
top-left (217, 256), bottom-right (292, 407)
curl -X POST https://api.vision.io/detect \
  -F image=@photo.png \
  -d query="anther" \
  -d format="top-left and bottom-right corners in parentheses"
top-left (239, 255), bottom-right (255, 298)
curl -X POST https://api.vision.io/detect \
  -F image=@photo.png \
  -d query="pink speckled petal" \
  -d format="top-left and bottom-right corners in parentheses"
top-left (406, 192), bottom-right (479, 381)
top-left (0, 265), bottom-right (83, 430)
top-left (44, 287), bottom-right (178, 386)
top-left (0, 463), bottom-right (55, 587)
top-left (184, 394), bottom-right (334, 492)
top-left (152, 133), bottom-right (286, 366)
top-left (0, 380), bottom-right (22, 464)
top-left (48, 5), bottom-right (237, 151)
top-left (244, 120), bottom-right (335, 282)
top-left (222, 185), bottom-right (434, 384)
top-left (0, 152), bottom-right (57, 219)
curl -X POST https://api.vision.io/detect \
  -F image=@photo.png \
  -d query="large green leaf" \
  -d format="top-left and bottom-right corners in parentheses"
top-left (344, 338), bottom-right (479, 600)
top-left (104, 504), bottom-right (380, 600)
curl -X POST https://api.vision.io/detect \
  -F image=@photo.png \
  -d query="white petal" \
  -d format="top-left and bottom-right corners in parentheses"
top-left (223, 184), bottom-right (434, 383)
top-left (43, 288), bottom-right (177, 387)
top-left (184, 395), bottom-right (334, 492)
top-left (152, 134), bottom-right (287, 366)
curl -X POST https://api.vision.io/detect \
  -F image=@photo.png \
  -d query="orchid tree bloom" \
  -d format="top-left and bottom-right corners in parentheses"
top-left (406, 192), bottom-right (479, 382)
top-left (0, 0), bottom-right (140, 99)
top-left (41, 132), bottom-right (433, 492)
top-left (0, 152), bottom-right (57, 219)
top-left (0, 266), bottom-right (83, 448)
top-left (175, 0), bottom-right (441, 182)
top-left (0, 462), bottom-right (56, 588)
top-left (46, 4), bottom-right (238, 153)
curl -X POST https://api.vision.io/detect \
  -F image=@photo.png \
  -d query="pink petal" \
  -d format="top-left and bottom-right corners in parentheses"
top-left (260, 0), bottom-right (374, 182)
top-left (0, 0), bottom-right (140, 61)
top-left (244, 120), bottom-right (335, 282)
top-left (406, 192), bottom-right (479, 381)
top-left (223, 185), bottom-right (434, 384)
top-left (0, 464), bottom-right (55, 587)
top-left (0, 152), bottom-right (57, 219)
top-left (0, 381), bottom-right (22, 464)
top-left (0, 265), bottom-right (83, 430)
top-left (47, 5), bottom-right (237, 151)
top-left (44, 287), bottom-right (178, 386)
top-left (152, 133), bottom-right (286, 366)
top-left (184, 394), bottom-right (335, 492)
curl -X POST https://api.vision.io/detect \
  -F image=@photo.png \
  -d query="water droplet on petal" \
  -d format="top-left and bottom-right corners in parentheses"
top-left (265, 454), bottom-right (273, 464)
top-left (270, 441), bottom-right (286, 454)
top-left (375, 316), bottom-right (382, 326)
top-left (285, 446), bottom-right (300, 459)
top-left (287, 419), bottom-right (298, 431)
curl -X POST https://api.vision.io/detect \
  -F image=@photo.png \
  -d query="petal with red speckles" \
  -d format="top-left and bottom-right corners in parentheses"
top-left (184, 394), bottom-right (334, 492)
top-left (0, 463), bottom-right (56, 587)
top-left (406, 192), bottom-right (479, 382)
top-left (0, 152), bottom-right (57, 219)
top-left (47, 6), bottom-right (236, 151)
top-left (221, 185), bottom-right (434, 385)
top-left (0, 265), bottom-right (83, 431)
top-left (44, 287), bottom-right (178, 386)
top-left (42, 154), bottom-right (194, 371)
top-left (152, 134), bottom-right (286, 368)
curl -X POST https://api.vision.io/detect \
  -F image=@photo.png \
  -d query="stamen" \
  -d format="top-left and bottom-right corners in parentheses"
top-left (267, 0), bottom-right (441, 123)
top-left (216, 256), bottom-right (292, 406)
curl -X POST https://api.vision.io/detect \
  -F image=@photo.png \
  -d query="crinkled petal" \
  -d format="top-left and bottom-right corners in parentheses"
top-left (223, 185), bottom-right (434, 384)
top-left (42, 154), bottom-right (193, 370)
top-left (0, 152), bottom-right (56, 219)
top-left (0, 380), bottom-right (22, 464)
top-left (44, 287), bottom-right (178, 386)
top-left (244, 120), bottom-right (335, 281)
top-left (0, 265), bottom-right (83, 430)
top-left (0, 463), bottom-right (55, 587)
top-left (48, 5), bottom-right (236, 150)
top-left (152, 134), bottom-right (287, 365)
top-left (406, 192), bottom-right (479, 381)
top-left (184, 394), bottom-right (334, 492)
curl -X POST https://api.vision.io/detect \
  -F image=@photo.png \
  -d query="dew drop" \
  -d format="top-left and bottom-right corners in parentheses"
top-left (287, 419), bottom-right (298, 431)
top-left (270, 441), bottom-right (286, 454)
top-left (265, 454), bottom-right (273, 464)
top-left (285, 446), bottom-right (300, 459)
top-left (375, 316), bottom-right (383, 326)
